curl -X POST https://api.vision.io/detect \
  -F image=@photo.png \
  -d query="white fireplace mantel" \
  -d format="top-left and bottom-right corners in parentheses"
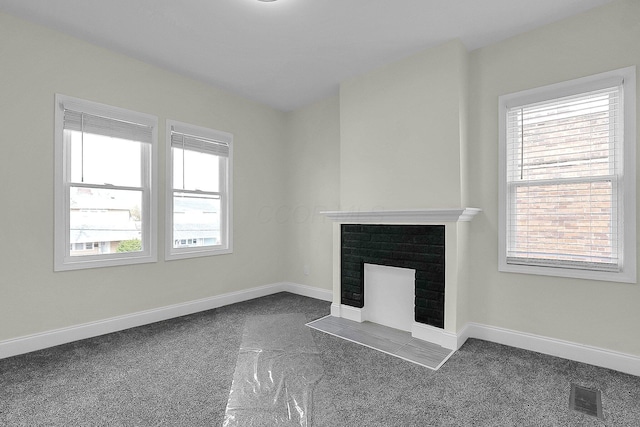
top-left (324, 207), bottom-right (482, 349)
top-left (320, 208), bottom-right (481, 223)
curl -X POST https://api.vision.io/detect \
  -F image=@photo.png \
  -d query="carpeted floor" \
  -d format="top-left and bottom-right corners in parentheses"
top-left (1, 292), bottom-right (639, 426)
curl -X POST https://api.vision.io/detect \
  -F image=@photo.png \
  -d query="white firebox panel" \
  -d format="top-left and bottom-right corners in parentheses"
top-left (363, 263), bottom-right (415, 332)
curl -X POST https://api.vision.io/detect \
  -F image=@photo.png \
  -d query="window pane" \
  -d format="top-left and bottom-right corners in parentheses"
top-left (172, 148), bottom-right (220, 192)
top-left (70, 186), bottom-right (143, 256)
top-left (173, 192), bottom-right (221, 248)
top-left (69, 130), bottom-right (142, 187)
top-left (509, 90), bottom-right (617, 182)
top-left (510, 181), bottom-right (614, 264)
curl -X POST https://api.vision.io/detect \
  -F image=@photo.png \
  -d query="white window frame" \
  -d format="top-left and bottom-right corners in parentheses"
top-left (498, 67), bottom-right (636, 283)
top-left (54, 94), bottom-right (158, 271)
top-left (165, 119), bottom-right (233, 260)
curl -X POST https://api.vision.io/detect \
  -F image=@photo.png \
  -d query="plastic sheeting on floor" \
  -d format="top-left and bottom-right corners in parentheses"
top-left (223, 314), bottom-right (324, 427)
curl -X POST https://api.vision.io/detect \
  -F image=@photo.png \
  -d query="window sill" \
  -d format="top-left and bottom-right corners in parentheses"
top-left (498, 261), bottom-right (636, 284)
top-left (165, 247), bottom-right (233, 261)
top-left (55, 253), bottom-right (157, 272)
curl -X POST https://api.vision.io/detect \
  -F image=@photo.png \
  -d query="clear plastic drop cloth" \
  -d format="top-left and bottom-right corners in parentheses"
top-left (223, 314), bottom-right (324, 427)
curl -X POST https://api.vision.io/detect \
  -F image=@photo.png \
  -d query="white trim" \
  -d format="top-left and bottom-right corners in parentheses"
top-left (281, 282), bottom-right (332, 301)
top-left (338, 304), bottom-right (364, 322)
top-left (411, 322), bottom-right (458, 350)
top-left (455, 322), bottom-right (472, 350)
top-left (330, 303), bottom-right (342, 317)
top-left (3, 287), bottom-right (638, 377)
top-left (332, 309), bottom-right (461, 350)
top-left (320, 208), bottom-right (481, 223)
top-left (464, 322), bottom-right (640, 377)
top-left (0, 282), bottom-right (329, 360)
top-left (56, 95), bottom-right (158, 128)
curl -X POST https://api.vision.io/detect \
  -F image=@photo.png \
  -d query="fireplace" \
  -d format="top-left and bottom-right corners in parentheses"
top-left (321, 208), bottom-right (481, 349)
top-left (341, 224), bottom-right (445, 328)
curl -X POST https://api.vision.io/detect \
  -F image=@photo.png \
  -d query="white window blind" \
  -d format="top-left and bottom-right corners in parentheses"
top-left (505, 85), bottom-right (623, 272)
top-left (64, 109), bottom-right (154, 144)
top-left (170, 133), bottom-right (229, 157)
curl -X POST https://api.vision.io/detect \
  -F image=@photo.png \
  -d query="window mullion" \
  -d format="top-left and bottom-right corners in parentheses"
top-left (69, 182), bottom-right (145, 192)
top-left (219, 155), bottom-right (227, 247)
top-left (63, 131), bottom-right (73, 259)
top-left (173, 188), bottom-right (221, 197)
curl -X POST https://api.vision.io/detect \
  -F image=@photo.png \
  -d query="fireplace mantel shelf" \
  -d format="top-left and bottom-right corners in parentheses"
top-left (320, 208), bottom-right (481, 223)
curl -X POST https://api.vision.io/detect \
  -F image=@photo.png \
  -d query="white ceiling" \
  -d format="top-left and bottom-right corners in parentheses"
top-left (0, 0), bottom-right (613, 111)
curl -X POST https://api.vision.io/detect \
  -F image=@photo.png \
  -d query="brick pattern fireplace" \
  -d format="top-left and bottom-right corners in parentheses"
top-left (322, 208), bottom-right (481, 348)
top-left (341, 224), bottom-right (445, 328)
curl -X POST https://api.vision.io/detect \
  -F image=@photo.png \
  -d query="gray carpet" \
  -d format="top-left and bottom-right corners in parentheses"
top-left (1, 292), bottom-right (639, 426)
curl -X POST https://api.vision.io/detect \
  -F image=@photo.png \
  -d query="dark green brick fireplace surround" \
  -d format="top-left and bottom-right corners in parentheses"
top-left (340, 224), bottom-right (446, 328)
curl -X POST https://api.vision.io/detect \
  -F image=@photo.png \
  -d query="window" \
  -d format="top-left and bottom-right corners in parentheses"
top-left (166, 120), bottom-right (232, 260)
top-left (54, 95), bottom-right (158, 271)
top-left (498, 67), bottom-right (636, 283)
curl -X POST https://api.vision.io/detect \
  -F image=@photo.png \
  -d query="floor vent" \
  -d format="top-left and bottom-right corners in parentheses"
top-left (569, 383), bottom-right (603, 420)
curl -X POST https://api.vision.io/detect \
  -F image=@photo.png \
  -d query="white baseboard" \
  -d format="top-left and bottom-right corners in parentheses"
top-left (0, 282), bottom-right (330, 360)
top-left (332, 306), bottom-right (459, 349)
top-left (282, 282), bottom-right (332, 302)
top-left (330, 303), bottom-right (341, 317)
top-left (333, 304), bottom-right (462, 350)
top-left (338, 304), bottom-right (364, 322)
top-left (455, 322), bottom-right (472, 350)
top-left (411, 322), bottom-right (458, 350)
top-left (3, 285), bottom-right (639, 378)
top-left (463, 322), bottom-right (640, 377)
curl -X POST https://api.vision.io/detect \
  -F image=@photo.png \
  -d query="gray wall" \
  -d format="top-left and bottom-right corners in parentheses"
top-left (0, 11), bottom-right (288, 340)
top-left (467, 0), bottom-right (640, 355)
